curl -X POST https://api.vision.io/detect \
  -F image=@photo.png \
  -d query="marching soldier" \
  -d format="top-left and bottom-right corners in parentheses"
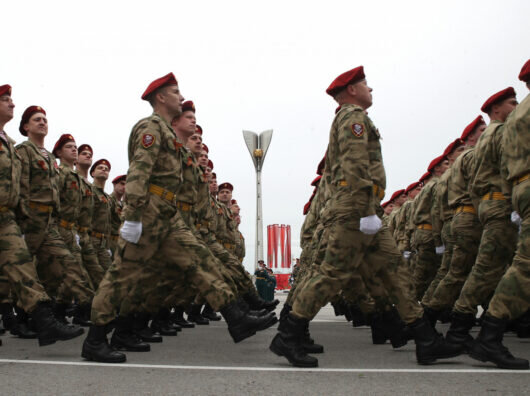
top-left (109, 175), bottom-right (126, 258)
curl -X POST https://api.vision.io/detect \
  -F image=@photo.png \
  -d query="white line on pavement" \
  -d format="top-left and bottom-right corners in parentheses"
top-left (0, 359), bottom-right (527, 373)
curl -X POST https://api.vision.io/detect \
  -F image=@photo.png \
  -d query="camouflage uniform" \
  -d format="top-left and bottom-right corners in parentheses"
top-left (487, 93), bottom-right (530, 320)
top-left (16, 140), bottom-right (93, 304)
top-left (290, 104), bottom-right (422, 323)
top-left (453, 120), bottom-right (518, 316)
top-left (0, 131), bottom-right (49, 312)
top-left (109, 192), bottom-right (123, 258)
top-left (90, 186), bottom-right (112, 271)
top-left (91, 113), bottom-right (235, 325)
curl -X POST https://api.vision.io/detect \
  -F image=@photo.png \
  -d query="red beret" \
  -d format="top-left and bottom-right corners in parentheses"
top-left (52, 134), bottom-right (76, 157)
top-left (141, 72), bottom-right (178, 101)
top-left (405, 181), bottom-right (421, 194)
top-left (182, 100), bottom-right (195, 113)
top-left (389, 189), bottom-right (405, 202)
top-left (195, 125), bottom-right (203, 135)
top-left (428, 155), bottom-right (447, 172)
top-left (211, 172), bottom-right (217, 179)
top-left (231, 199), bottom-right (238, 205)
top-left (326, 66), bottom-right (365, 97)
top-left (443, 138), bottom-right (464, 157)
top-left (481, 87), bottom-right (516, 113)
top-left (77, 144), bottom-right (93, 155)
top-left (519, 59), bottom-right (530, 82)
top-left (316, 154), bottom-right (326, 176)
top-left (19, 105), bottom-right (46, 136)
top-left (218, 182), bottom-right (233, 192)
top-left (303, 200), bottom-right (312, 215)
top-left (202, 143), bottom-right (208, 153)
top-left (381, 200), bottom-right (391, 208)
top-left (419, 171), bottom-right (431, 184)
top-left (90, 158), bottom-right (111, 176)
top-left (311, 175), bottom-right (322, 187)
top-left (0, 84), bottom-right (12, 97)
top-left (460, 115), bottom-right (486, 141)
top-left (207, 160), bottom-right (214, 170)
top-left (112, 174), bottom-right (126, 184)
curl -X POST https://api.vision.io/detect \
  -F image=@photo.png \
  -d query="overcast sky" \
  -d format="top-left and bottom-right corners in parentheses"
top-left (3, 0), bottom-right (529, 273)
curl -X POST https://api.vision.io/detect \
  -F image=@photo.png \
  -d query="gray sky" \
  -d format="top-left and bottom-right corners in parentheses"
top-left (3, 0), bottom-right (529, 272)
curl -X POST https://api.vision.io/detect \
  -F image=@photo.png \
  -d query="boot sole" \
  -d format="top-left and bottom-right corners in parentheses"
top-left (111, 343), bottom-right (151, 352)
top-left (417, 349), bottom-right (463, 365)
top-left (269, 342), bottom-right (319, 367)
top-left (256, 316), bottom-right (279, 332)
top-left (38, 328), bottom-right (85, 347)
top-left (81, 350), bottom-right (127, 363)
top-left (469, 349), bottom-right (530, 370)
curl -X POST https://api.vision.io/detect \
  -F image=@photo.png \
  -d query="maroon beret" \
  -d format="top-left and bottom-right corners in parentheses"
top-left (90, 159), bottom-right (111, 176)
top-left (326, 66), bottom-right (365, 97)
top-left (231, 199), bottom-right (238, 205)
top-left (389, 189), bottom-right (405, 202)
top-left (195, 125), bottom-right (202, 135)
top-left (112, 174), bottom-right (126, 184)
top-left (218, 182), bottom-right (233, 192)
top-left (419, 171), bottom-right (431, 184)
top-left (311, 175), bottom-right (322, 187)
top-left (182, 100), bottom-right (195, 113)
top-left (316, 154), bottom-right (326, 176)
top-left (481, 87), bottom-right (516, 113)
top-left (381, 200), bottom-right (391, 208)
top-left (428, 155), bottom-right (447, 172)
top-left (211, 172), bottom-right (217, 179)
top-left (443, 138), bottom-right (464, 157)
top-left (202, 143), bottom-right (208, 153)
top-left (519, 59), bottom-right (530, 82)
top-left (460, 115), bottom-right (486, 141)
top-left (141, 72), bottom-right (178, 101)
top-left (77, 144), bottom-right (93, 156)
top-left (405, 181), bottom-right (420, 194)
top-left (52, 134), bottom-right (76, 157)
top-left (207, 160), bottom-right (214, 170)
top-left (0, 84), bottom-right (12, 97)
top-left (19, 105), bottom-right (46, 136)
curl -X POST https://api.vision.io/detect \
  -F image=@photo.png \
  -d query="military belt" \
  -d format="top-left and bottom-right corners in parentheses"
top-left (417, 223), bottom-right (433, 230)
top-left (91, 231), bottom-right (107, 240)
top-left (255, 277), bottom-right (266, 280)
top-left (0, 206), bottom-right (10, 213)
top-left (176, 201), bottom-right (193, 212)
top-left (513, 173), bottom-right (530, 187)
top-left (78, 226), bottom-right (89, 233)
top-left (110, 234), bottom-right (119, 242)
top-left (148, 184), bottom-right (175, 203)
top-left (454, 205), bottom-right (477, 215)
top-left (223, 242), bottom-right (236, 250)
top-left (481, 192), bottom-right (506, 201)
top-left (59, 219), bottom-right (76, 230)
top-left (196, 221), bottom-right (210, 230)
top-left (337, 180), bottom-right (385, 200)
top-left (28, 202), bottom-right (53, 213)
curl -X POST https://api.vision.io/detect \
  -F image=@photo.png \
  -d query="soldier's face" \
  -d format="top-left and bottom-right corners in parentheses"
top-left (77, 150), bottom-right (93, 168)
top-left (409, 185), bottom-right (422, 199)
top-left (435, 159), bottom-right (450, 176)
top-left (351, 80), bottom-right (373, 110)
top-left (198, 150), bottom-right (209, 167)
top-left (209, 179), bottom-right (218, 194)
top-left (465, 124), bottom-right (486, 147)
top-left (58, 141), bottom-right (78, 163)
top-left (24, 112), bottom-right (48, 137)
top-left (186, 133), bottom-right (202, 154)
top-left (218, 188), bottom-right (232, 203)
top-left (231, 204), bottom-right (240, 215)
top-left (160, 85), bottom-right (184, 117)
top-left (493, 97), bottom-right (518, 122)
top-left (0, 94), bottom-right (15, 123)
top-left (384, 203), bottom-right (394, 215)
top-left (397, 194), bottom-right (407, 206)
top-left (235, 214), bottom-right (241, 225)
top-left (114, 180), bottom-right (126, 195)
top-left (447, 145), bottom-right (466, 164)
top-left (92, 164), bottom-right (109, 180)
top-left (204, 166), bottom-right (212, 180)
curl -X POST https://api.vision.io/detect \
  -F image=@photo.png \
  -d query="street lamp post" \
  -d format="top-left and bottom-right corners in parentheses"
top-left (242, 129), bottom-right (273, 270)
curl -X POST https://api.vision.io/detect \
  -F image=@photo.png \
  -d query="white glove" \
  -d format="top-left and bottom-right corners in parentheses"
top-left (511, 211), bottom-right (522, 226)
top-left (403, 251), bottom-right (411, 260)
top-left (21, 234), bottom-right (25, 240)
top-left (75, 233), bottom-right (81, 247)
top-left (435, 245), bottom-right (445, 255)
top-left (107, 249), bottom-right (112, 257)
top-left (360, 215), bottom-right (382, 235)
top-left (120, 221), bottom-right (142, 244)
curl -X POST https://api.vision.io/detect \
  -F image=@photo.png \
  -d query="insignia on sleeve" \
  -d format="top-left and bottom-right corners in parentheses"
top-left (174, 139), bottom-right (183, 150)
top-left (142, 134), bottom-right (155, 148)
top-left (351, 123), bottom-right (364, 137)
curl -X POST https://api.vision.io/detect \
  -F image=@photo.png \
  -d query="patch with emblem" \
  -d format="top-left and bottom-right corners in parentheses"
top-left (187, 156), bottom-right (193, 166)
top-left (70, 181), bottom-right (78, 190)
top-left (142, 134), bottom-right (155, 148)
top-left (351, 123), bottom-right (364, 137)
top-left (38, 160), bottom-right (48, 170)
top-left (174, 139), bottom-right (183, 150)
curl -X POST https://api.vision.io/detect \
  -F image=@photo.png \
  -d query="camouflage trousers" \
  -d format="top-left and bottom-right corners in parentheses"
top-left (453, 199), bottom-right (518, 316)
top-left (91, 235), bottom-right (112, 272)
top-left (0, 275), bottom-right (12, 304)
top-left (488, 181), bottom-right (530, 320)
top-left (79, 231), bottom-right (106, 290)
top-left (23, 211), bottom-right (93, 305)
top-left (91, 196), bottom-right (235, 325)
top-left (412, 229), bottom-right (441, 301)
top-left (291, 217), bottom-right (422, 324)
top-left (0, 210), bottom-right (49, 312)
top-left (427, 211), bottom-right (482, 311)
top-left (341, 272), bottom-right (377, 314)
top-left (421, 221), bottom-right (454, 306)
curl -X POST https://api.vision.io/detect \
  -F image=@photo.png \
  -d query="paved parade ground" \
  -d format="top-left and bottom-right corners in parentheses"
top-left (1, 293), bottom-right (528, 395)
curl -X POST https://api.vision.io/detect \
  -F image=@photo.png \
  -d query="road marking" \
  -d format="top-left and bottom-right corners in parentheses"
top-left (0, 359), bottom-right (527, 373)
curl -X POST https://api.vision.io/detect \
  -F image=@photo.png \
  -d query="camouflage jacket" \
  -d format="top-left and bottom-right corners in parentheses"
top-left (92, 186), bottom-right (111, 235)
top-left (77, 176), bottom-right (95, 232)
top-left (0, 131), bottom-right (22, 209)
top-left (431, 170), bottom-right (452, 240)
top-left (299, 176), bottom-right (327, 248)
top-left (234, 228), bottom-right (246, 262)
top-left (394, 200), bottom-right (413, 250)
top-left (57, 163), bottom-right (83, 224)
top-left (413, 177), bottom-right (440, 245)
top-left (447, 148), bottom-right (475, 209)
top-left (109, 192), bottom-right (123, 236)
top-left (194, 167), bottom-right (215, 236)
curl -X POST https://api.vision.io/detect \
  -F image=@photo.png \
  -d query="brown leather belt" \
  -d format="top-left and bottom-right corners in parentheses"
top-left (481, 192), bottom-right (506, 201)
top-left (417, 223), bottom-right (433, 230)
top-left (176, 201), bottom-right (193, 212)
top-left (337, 180), bottom-right (385, 200)
top-left (196, 221), bottom-right (210, 230)
top-left (223, 242), bottom-right (236, 250)
top-left (149, 184), bottom-right (175, 203)
top-left (513, 173), bottom-right (530, 187)
top-left (59, 219), bottom-right (76, 229)
top-left (78, 226), bottom-right (89, 233)
top-left (110, 234), bottom-right (119, 242)
top-left (91, 231), bottom-right (107, 240)
top-left (29, 202), bottom-right (53, 213)
top-left (454, 205), bottom-right (477, 215)
top-left (0, 206), bottom-right (9, 213)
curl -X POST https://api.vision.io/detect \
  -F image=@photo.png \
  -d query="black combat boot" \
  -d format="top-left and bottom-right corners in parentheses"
top-left (423, 306), bottom-right (442, 328)
top-left (269, 314), bottom-right (319, 367)
top-left (132, 312), bottom-right (162, 343)
top-left (279, 303), bottom-right (292, 322)
top-left (439, 308), bottom-right (453, 324)
top-left (238, 298), bottom-right (270, 317)
top-left (11, 307), bottom-right (38, 339)
top-left (220, 300), bottom-right (277, 343)
top-left (410, 314), bottom-right (465, 365)
top-left (151, 308), bottom-right (178, 336)
top-left (0, 303), bottom-right (17, 332)
top-left (31, 302), bottom-right (85, 346)
top-left (348, 303), bottom-right (367, 327)
top-left (171, 306), bottom-right (195, 328)
top-left (515, 309), bottom-right (530, 338)
top-left (301, 321), bottom-right (324, 354)
top-left (382, 308), bottom-right (408, 349)
top-left (368, 313), bottom-right (387, 344)
top-left (243, 292), bottom-right (279, 313)
top-left (111, 315), bottom-right (151, 351)
top-left (469, 315), bottom-right (529, 369)
top-left (72, 303), bottom-right (92, 327)
top-left (445, 311), bottom-right (475, 352)
top-left (53, 303), bottom-right (70, 325)
top-left (187, 304), bottom-right (210, 325)
top-left (82, 325), bottom-right (126, 363)
top-left (202, 304), bottom-right (221, 321)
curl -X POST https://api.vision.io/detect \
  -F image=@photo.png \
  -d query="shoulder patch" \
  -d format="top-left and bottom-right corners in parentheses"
top-left (351, 123), bottom-right (364, 138)
top-left (142, 134), bottom-right (155, 148)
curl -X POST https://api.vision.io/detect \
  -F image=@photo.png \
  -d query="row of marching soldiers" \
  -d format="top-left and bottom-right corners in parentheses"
top-left (274, 59), bottom-right (530, 369)
top-left (0, 75), bottom-right (280, 361)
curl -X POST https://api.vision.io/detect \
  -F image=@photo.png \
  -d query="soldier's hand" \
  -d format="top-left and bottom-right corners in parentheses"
top-left (511, 211), bottom-right (522, 226)
top-left (360, 215), bottom-right (382, 235)
top-left (435, 245), bottom-right (445, 255)
top-left (75, 233), bottom-right (81, 247)
top-left (403, 251), bottom-right (411, 260)
top-left (120, 221), bottom-right (142, 244)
